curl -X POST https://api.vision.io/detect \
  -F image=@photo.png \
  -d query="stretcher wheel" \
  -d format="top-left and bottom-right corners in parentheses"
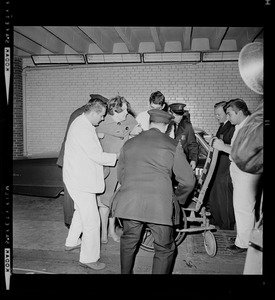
top-left (140, 207), bottom-right (187, 252)
top-left (203, 230), bottom-right (217, 257)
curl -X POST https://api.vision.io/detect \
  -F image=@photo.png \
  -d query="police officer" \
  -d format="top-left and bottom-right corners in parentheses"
top-left (111, 109), bottom-right (196, 274)
top-left (166, 103), bottom-right (198, 170)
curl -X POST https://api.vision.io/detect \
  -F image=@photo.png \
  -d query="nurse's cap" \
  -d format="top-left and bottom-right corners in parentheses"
top-left (168, 103), bottom-right (186, 115)
top-left (148, 109), bottom-right (174, 124)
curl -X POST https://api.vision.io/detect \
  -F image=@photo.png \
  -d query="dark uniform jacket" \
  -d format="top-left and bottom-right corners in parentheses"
top-left (215, 120), bottom-right (235, 174)
top-left (111, 128), bottom-right (196, 226)
top-left (166, 120), bottom-right (198, 163)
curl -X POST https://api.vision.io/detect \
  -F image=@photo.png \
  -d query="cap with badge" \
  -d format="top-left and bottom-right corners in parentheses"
top-left (168, 103), bottom-right (186, 115)
top-left (148, 109), bottom-right (174, 124)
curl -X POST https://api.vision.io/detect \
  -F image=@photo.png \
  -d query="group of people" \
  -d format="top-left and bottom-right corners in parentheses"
top-left (210, 98), bottom-right (262, 255)
top-left (56, 88), bottom-right (262, 273)
top-left (56, 90), bottom-right (199, 272)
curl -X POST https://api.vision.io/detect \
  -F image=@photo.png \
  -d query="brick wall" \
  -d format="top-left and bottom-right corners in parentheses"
top-left (13, 57), bottom-right (24, 158)
top-left (19, 59), bottom-right (262, 155)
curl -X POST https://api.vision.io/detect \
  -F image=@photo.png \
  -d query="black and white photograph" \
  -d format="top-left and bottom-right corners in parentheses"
top-left (0, 1), bottom-right (271, 297)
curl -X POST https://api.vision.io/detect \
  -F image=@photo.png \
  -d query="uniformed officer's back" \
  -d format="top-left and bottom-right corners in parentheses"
top-left (111, 108), bottom-right (196, 274)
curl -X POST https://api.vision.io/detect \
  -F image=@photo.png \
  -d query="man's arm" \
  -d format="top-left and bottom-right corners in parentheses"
top-left (212, 138), bottom-right (231, 154)
top-left (76, 126), bottom-right (117, 166)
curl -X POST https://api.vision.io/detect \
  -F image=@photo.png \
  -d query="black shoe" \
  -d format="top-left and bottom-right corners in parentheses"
top-left (226, 244), bottom-right (247, 254)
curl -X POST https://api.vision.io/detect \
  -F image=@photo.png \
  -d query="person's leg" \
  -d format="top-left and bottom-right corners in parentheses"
top-left (217, 172), bottom-right (235, 230)
top-left (208, 178), bottom-right (223, 227)
top-left (230, 163), bottom-right (261, 248)
top-left (65, 188), bottom-right (82, 248)
top-left (65, 206), bottom-right (82, 248)
top-left (108, 217), bottom-right (120, 242)
top-left (99, 206), bottom-right (109, 243)
top-left (63, 183), bottom-right (75, 228)
top-left (67, 187), bottom-right (101, 263)
top-left (225, 172), bottom-right (235, 230)
top-left (120, 219), bottom-right (143, 274)
top-left (148, 223), bottom-right (176, 274)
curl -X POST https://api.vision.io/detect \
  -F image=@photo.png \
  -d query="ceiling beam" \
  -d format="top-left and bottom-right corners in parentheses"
top-left (43, 26), bottom-right (88, 54)
top-left (237, 27), bottom-right (263, 49)
top-left (13, 31), bottom-right (52, 55)
top-left (182, 27), bottom-right (192, 50)
top-left (149, 27), bottom-right (162, 51)
top-left (114, 27), bottom-right (139, 52)
top-left (78, 27), bottom-right (113, 52)
top-left (14, 26), bottom-right (66, 54)
top-left (209, 27), bottom-right (228, 50)
top-left (14, 45), bottom-right (33, 56)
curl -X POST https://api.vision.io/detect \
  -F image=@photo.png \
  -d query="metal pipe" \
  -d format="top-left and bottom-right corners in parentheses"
top-left (22, 67), bottom-right (28, 156)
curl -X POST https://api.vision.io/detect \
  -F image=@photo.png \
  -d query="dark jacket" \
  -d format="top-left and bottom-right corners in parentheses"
top-left (166, 120), bottom-right (199, 163)
top-left (111, 128), bottom-right (196, 226)
top-left (215, 120), bottom-right (235, 174)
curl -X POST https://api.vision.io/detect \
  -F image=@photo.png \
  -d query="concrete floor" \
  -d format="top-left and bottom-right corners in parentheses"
top-left (10, 193), bottom-right (265, 295)
top-left (12, 194), bottom-right (248, 273)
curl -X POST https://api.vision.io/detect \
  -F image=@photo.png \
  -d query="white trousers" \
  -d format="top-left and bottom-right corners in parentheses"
top-left (230, 162), bottom-right (261, 248)
top-left (65, 187), bottom-right (100, 263)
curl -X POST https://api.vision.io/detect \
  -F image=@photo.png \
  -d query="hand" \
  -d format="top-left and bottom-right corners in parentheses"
top-left (97, 132), bottom-right (105, 139)
top-left (190, 160), bottom-right (196, 170)
top-left (130, 124), bottom-right (142, 136)
top-left (212, 138), bottom-right (224, 151)
top-left (204, 134), bottom-right (213, 144)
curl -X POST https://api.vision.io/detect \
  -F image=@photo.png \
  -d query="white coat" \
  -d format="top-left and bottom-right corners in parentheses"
top-left (63, 114), bottom-right (117, 194)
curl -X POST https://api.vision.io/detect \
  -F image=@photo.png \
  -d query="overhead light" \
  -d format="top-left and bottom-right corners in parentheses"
top-left (86, 53), bottom-right (142, 64)
top-left (31, 54), bottom-right (86, 65)
top-left (202, 51), bottom-right (240, 62)
top-left (143, 52), bottom-right (201, 63)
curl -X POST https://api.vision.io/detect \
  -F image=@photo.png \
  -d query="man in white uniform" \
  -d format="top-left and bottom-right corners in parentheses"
top-left (63, 98), bottom-right (118, 270)
top-left (212, 98), bottom-right (261, 253)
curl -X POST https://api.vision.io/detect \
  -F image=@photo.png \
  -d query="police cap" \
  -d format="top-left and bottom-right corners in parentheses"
top-left (169, 103), bottom-right (186, 115)
top-left (90, 94), bottom-right (109, 103)
top-left (148, 109), bottom-right (174, 124)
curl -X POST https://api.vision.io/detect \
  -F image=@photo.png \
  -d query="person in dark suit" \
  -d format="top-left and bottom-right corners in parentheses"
top-left (208, 101), bottom-right (235, 230)
top-left (111, 109), bottom-right (196, 274)
top-left (56, 94), bottom-right (109, 228)
top-left (166, 103), bottom-right (198, 170)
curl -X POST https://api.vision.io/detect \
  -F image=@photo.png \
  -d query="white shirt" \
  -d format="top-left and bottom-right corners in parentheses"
top-left (63, 114), bottom-right (117, 193)
top-left (136, 110), bottom-right (150, 131)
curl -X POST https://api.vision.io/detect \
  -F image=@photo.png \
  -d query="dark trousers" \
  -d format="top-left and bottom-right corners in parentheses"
top-left (63, 183), bottom-right (75, 228)
top-left (120, 219), bottom-right (176, 274)
top-left (209, 170), bottom-right (235, 230)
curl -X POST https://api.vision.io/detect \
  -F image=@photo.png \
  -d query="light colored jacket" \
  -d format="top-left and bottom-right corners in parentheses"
top-left (136, 110), bottom-right (150, 131)
top-left (63, 114), bottom-right (116, 193)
